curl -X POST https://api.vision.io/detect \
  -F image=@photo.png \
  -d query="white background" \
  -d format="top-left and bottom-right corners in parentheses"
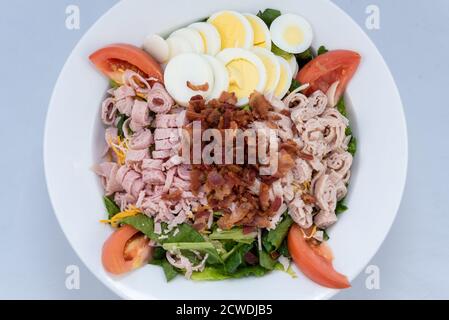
top-left (0, 0), bottom-right (448, 299)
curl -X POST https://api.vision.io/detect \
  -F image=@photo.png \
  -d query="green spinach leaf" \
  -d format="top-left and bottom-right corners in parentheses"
top-left (103, 196), bottom-right (120, 219)
top-left (257, 8), bottom-right (281, 27)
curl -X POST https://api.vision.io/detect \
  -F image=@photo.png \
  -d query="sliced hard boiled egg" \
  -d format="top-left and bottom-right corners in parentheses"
top-left (287, 55), bottom-right (299, 78)
top-left (274, 56), bottom-right (293, 99)
top-left (188, 22), bottom-right (221, 56)
top-left (166, 35), bottom-right (194, 59)
top-left (143, 34), bottom-right (170, 63)
top-left (244, 13), bottom-right (271, 50)
top-left (164, 53), bottom-right (214, 107)
top-left (251, 47), bottom-right (280, 94)
top-left (169, 28), bottom-right (205, 54)
top-left (216, 48), bottom-right (267, 106)
top-left (270, 13), bottom-right (313, 54)
top-left (208, 11), bottom-right (254, 49)
top-left (202, 55), bottom-right (229, 101)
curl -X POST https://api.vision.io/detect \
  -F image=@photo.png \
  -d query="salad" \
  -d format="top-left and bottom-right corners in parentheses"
top-left (91, 8), bottom-right (360, 288)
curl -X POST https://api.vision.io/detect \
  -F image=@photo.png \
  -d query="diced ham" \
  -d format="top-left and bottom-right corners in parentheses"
top-left (142, 169), bottom-right (165, 185)
top-left (126, 149), bottom-right (149, 162)
top-left (131, 100), bottom-right (151, 126)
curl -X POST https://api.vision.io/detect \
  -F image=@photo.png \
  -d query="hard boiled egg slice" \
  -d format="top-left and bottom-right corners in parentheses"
top-left (143, 34), bottom-right (170, 63)
top-left (287, 55), bottom-right (299, 78)
top-left (244, 13), bottom-right (271, 50)
top-left (188, 22), bottom-right (221, 56)
top-left (208, 11), bottom-right (254, 49)
top-left (270, 13), bottom-right (313, 54)
top-left (274, 56), bottom-right (293, 99)
top-left (203, 55), bottom-right (229, 101)
top-left (164, 53), bottom-right (214, 107)
top-left (251, 47), bottom-right (280, 94)
top-left (166, 35), bottom-right (194, 59)
top-left (216, 48), bottom-right (267, 106)
top-left (169, 28), bottom-right (204, 54)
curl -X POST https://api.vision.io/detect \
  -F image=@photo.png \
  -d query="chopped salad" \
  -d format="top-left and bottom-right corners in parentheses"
top-left (91, 8), bottom-right (360, 288)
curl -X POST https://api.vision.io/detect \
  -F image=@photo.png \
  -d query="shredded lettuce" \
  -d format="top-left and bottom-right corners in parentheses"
top-left (109, 79), bottom-right (120, 89)
top-left (116, 114), bottom-right (128, 139)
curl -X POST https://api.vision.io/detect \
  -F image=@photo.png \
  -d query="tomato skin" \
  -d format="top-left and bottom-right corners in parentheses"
top-left (288, 224), bottom-right (350, 289)
top-left (297, 50), bottom-right (361, 101)
top-left (89, 43), bottom-right (163, 83)
top-left (102, 225), bottom-right (152, 275)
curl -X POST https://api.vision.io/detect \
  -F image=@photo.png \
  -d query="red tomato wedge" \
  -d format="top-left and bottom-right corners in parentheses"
top-left (89, 43), bottom-right (163, 84)
top-left (288, 224), bottom-right (350, 289)
top-left (102, 224), bottom-right (153, 275)
top-left (297, 50), bottom-right (361, 101)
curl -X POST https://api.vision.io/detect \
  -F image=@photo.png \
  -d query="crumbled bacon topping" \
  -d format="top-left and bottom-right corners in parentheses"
top-left (187, 91), bottom-right (303, 230)
top-left (186, 81), bottom-right (210, 92)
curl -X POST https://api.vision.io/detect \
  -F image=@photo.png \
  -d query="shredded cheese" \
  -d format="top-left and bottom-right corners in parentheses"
top-left (100, 205), bottom-right (141, 228)
top-left (108, 136), bottom-right (128, 165)
top-left (301, 225), bottom-right (317, 239)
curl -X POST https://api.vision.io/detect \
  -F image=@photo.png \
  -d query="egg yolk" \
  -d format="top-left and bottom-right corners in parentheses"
top-left (226, 59), bottom-right (260, 99)
top-left (283, 25), bottom-right (304, 46)
top-left (247, 16), bottom-right (266, 48)
top-left (257, 54), bottom-right (278, 92)
top-left (275, 63), bottom-right (288, 97)
top-left (210, 12), bottom-right (247, 48)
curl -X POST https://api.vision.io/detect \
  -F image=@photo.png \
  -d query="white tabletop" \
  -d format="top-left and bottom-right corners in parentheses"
top-left (1, 0), bottom-right (448, 299)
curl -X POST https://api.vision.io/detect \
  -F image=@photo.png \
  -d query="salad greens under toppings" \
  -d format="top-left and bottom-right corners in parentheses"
top-left (115, 213), bottom-right (295, 281)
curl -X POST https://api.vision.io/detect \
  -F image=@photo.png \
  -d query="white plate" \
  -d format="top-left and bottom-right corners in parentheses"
top-left (44, 0), bottom-right (407, 299)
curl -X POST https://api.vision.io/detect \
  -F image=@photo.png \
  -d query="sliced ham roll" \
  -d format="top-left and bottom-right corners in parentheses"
top-left (147, 83), bottom-right (174, 114)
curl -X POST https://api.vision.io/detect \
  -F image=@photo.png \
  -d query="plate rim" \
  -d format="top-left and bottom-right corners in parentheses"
top-left (44, 0), bottom-right (408, 300)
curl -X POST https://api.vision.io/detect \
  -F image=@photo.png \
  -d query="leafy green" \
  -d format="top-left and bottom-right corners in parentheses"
top-left (317, 45), bottom-right (329, 55)
top-left (348, 137), bottom-right (357, 156)
top-left (336, 97), bottom-right (347, 117)
top-left (274, 262), bottom-right (297, 278)
top-left (117, 114), bottom-right (128, 139)
top-left (278, 239), bottom-right (290, 258)
top-left (191, 266), bottom-right (268, 281)
top-left (345, 126), bottom-right (353, 136)
top-left (152, 247), bottom-right (166, 260)
top-left (163, 223), bottom-right (205, 243)
top-left (296, 48), bottom-right (314, 69)
top-left (336, 199), bottom-right (349, 215)
top-left (323, 229), bottom-right (330, 241)
top-left (256, 8), bottom-right (281, 27)
top-left (289, 79), bottom-right (301, 92)
top-left (223, 243), bottom-right (253, 274)
top-left (259, 250), bottom-right (277, 270)
top-left (162, 242), bottom-right (222, 265)
top-left (121, 214), bottom-right (204, 244)
top-left (262, 214), bottom-right (292, 252)
top-left (241, 104), bottom-right (251, 111)
top-left (149, 246), bottom-right (178, 282)
top-left (109, 79), bottom-right (120, 89)
top-left (161, 259), bottom-right (178, 281)
top-left (103, 196), bottom-right (120, 219)
top-left (271, 42), bottom-right (293, 60)
top-left (209, 227), bottom-right (257, 244)
top-left (121, 214), bottom-right (157, 240)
